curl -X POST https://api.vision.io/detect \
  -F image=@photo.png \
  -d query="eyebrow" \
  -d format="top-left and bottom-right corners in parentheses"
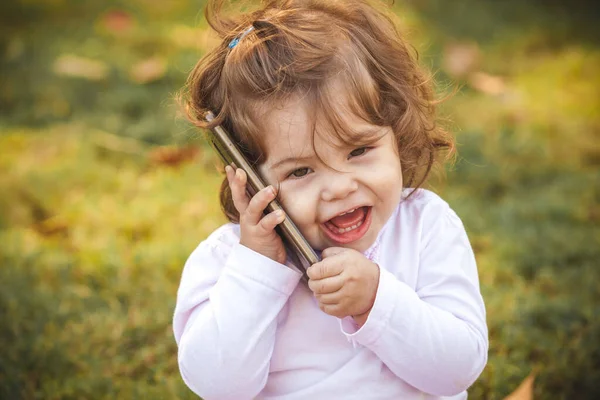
top-left (268, 155), bottom-right (315, 170)
top-left (267, 129), bottom-right (387, 170)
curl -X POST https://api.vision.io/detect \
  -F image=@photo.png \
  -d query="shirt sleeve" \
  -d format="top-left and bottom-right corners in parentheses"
top-left (173, 227), bottom-right (303, 400)
top-left (340, 203), bottom-right (488, 396)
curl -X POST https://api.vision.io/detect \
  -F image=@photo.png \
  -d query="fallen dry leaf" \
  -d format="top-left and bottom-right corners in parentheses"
top-left (469, 71), bottom-right (507, 95)
top-left (443, 42), bottom-right (481, 78)
top-left (503, 372), bottom-right (535, 400)
top-left (90, 130), bottom-right (147, 155)
top-left (53, 54), bottom-right (109, 81)
top-left (129, 57), bottom-right (167, 84)
top-left (148, 145), bottom-right (200, 167)
top-left (100, 10), bottom-right (135, 34)
top-left (34, 215), bottom-right (69, 238)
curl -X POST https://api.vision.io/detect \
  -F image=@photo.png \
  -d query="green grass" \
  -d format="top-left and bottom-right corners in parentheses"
top-left (1, 0), bottom-right (599, 398)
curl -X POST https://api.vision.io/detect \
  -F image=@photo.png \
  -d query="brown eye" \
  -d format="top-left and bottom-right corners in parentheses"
top-left (290, 167), bottom-right (310, 178)
top-left (349, 147), bottom-right (368, 158)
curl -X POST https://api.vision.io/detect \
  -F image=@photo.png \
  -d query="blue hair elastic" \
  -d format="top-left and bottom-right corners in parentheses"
top-left (228, 26), bottom-right (255, 49)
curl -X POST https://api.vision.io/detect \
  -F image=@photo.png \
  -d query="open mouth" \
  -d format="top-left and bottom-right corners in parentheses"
top-left (322, 206), bottom-right (372, 244)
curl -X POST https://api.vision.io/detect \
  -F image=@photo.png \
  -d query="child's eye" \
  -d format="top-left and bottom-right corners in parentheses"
top-left (288, 167), bottom-right (311, 178)
top-left (348, 147), bottom-right (370, 158)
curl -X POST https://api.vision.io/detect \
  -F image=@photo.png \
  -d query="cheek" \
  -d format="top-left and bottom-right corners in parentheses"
top-left (393, 162), bottom-right (403, 187)
top-left (367, 158), bottom-right (402, 184)
top-left (277, 186), bottom-right (315, 222)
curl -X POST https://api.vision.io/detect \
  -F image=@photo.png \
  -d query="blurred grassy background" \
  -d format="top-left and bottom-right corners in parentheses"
top-left (0, 0), bottom-right (598, 399)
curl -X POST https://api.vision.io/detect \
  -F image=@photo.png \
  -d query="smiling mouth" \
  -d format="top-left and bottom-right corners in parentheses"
top-left (330, 218), bottom-right (364, 233)
top-left (322, 206), bottom-right (372, 244)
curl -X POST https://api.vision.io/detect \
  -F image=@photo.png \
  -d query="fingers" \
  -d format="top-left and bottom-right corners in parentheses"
top-left (226, 166), bottom-right (250, 213)
top-left (308, 274), bottom-right (344, 295)
top-left (245, 185), bottom-right (277, 225)
top-left (226, 166), bottom-right (278, 225)
top-left (318, 303), bottom-right (346, 319)
top-left (314, 291), bottom-right (342, 305)
top-left (307, 257), bottom-right (344, 281)
top-left (309, 249), bottom-right (380, 320)
top-left (321, 247), bottom-right (346, 258)
top-left (259, 209), bottom-right (286, 232)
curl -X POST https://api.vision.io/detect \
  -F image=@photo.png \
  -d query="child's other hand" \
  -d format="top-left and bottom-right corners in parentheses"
top-left (307, 248), bottom-right (380, 325)
top-left (226, 165), bottom-right (287, 265)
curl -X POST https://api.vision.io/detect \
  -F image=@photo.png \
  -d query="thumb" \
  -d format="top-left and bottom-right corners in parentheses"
top-left (321, 247), bottom-right (346, 258)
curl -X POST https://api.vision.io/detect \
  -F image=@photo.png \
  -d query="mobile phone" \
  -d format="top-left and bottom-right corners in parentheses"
top-left (205, 111), bottom-right (319, 279)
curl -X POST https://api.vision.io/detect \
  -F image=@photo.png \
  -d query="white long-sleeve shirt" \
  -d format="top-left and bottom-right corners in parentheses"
top-left (173, 189), bottom-right (488, 399)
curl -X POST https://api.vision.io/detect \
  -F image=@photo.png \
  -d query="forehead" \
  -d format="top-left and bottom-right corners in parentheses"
top-left (262, 99), bottom-right (313, 157)
top-left (260, 94), bottom-right (380, 162)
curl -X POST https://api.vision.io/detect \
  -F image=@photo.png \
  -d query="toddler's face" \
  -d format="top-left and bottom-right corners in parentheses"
top-left (258, 96), bottom-right (403, 253)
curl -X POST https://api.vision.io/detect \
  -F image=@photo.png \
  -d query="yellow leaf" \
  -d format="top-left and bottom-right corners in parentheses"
top-left (443, 42), bottom-right (481, 78)
top-left (504, 373), bottom-right (535, 400)
top-left (53, 54), bottom-right (109, 81)
top-left (34, 215), bottom-right (69, 238)
top-left (129, 57), bottom-right (167, 84)
top-left (469, 72), bottom-right (507, 96)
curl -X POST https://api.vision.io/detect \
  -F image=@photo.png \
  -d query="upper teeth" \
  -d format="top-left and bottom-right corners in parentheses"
top-left (338, 208), bottom-right (356, 216)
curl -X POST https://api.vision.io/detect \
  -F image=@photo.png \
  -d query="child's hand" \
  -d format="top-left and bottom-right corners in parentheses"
top-left (307, 248), bottom-right (380, 325)
top-left (226, 165), bottom-right (287, 265)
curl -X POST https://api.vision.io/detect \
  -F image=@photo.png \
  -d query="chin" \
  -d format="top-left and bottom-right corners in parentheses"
top-left (349, 235), bottom-right (377, 252)
top-left (315, 232), bottom-right (376, 253)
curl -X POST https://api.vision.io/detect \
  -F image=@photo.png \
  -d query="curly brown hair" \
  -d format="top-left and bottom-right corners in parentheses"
top-left (182, 0), bottom-right (454, 223)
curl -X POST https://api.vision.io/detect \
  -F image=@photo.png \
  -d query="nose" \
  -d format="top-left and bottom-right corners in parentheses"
top-left (320, 171), bottom-right (358, 202)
